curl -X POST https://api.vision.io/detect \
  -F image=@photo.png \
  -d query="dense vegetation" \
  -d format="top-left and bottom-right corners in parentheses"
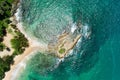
top-left (0, 0), bottom-right (14, 20)
top-left (0, 0), bottom-right (14, 51)
top-left (0, 18), bottom-right (10, 51)
top-left (11, 28), bottom-right (29, 55)
top-left (0, 56), bottom-right (14, 80)
top-left (0, 0), bottom-right (29, 79)
top-left (0, 0), bottom-right (14, 79)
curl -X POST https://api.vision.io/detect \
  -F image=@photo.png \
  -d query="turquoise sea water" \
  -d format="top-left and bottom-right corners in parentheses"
top-left (17, 0), bottom-right (120, 80)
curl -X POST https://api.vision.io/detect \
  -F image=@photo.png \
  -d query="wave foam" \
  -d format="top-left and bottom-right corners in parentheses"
top-left (71, 23), bottom-right (77, 33)
top-left (14, 1), bottom-right (47, 47)
top-left (82, 24), bottom-right (91, 38)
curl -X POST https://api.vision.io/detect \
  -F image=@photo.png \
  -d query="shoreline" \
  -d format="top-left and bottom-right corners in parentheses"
top-left (3, 1), bottom-right (48, 80)
top-left (3, 16), bottom-right (48, 80)
top-left (3, 44), bottom-right (47, 80)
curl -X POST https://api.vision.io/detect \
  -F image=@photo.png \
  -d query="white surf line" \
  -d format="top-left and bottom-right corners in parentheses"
top-left (82, 24), bottom-right (91, 38)
top-left (71, 23), bottom-right (77, 33)
top-left (15, 11), bottom-right (46, 47)
top-left (11, 62), bottom-right (26, 80)
top-left (14, 1), bottom-right (47, 47)
top-left (10, 50), bottom-right (39, 80)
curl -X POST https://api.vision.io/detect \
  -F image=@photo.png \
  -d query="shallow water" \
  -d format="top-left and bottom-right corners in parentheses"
top-left (17, 0), bottom-right (120, 80)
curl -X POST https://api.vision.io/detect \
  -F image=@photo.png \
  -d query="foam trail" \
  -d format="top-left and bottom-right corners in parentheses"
top-left (11, 62), bottom-right (26, 80)
top-left (71, 23), bottom-right (77, 33)
top-left (52, 58), bottom-right (65, 70)
top-left (10, 50), bottom-right (39, 80)
top-left (82, 24), bottom-right (91, 38)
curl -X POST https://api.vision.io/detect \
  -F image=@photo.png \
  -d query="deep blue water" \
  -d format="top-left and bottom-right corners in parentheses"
top-left (17, 0), bottom-right (120, 80)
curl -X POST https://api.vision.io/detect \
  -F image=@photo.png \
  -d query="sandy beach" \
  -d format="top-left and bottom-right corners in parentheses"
top-left (0, 27), bottom-right (14, 58)
top-left (3, 19), bottom-right (48, 80)
top-left (3, 37), bottom-right (48, 80)
top-left (3, 15), bottom-right (48, 80)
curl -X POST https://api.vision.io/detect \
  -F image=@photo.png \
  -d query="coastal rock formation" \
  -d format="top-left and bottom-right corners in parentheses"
top-left (48, 28), bottom-right (81, 58)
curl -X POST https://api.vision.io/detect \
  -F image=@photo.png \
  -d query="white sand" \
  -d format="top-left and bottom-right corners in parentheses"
top-left (3, 40), bottom-right (48, 80)
top-left (0, 30), bottom-right (14, 58)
